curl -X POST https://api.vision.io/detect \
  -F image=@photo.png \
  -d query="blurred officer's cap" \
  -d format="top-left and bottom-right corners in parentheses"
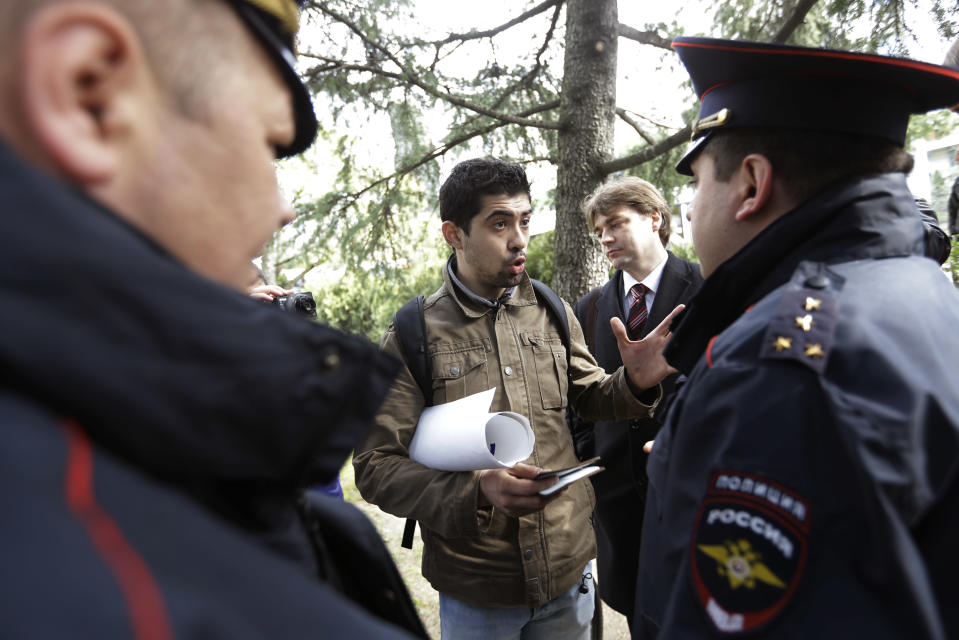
top-left (672, 37), bottom-right (959, 175)
top-left (228, 0), bottom-right (317, 158)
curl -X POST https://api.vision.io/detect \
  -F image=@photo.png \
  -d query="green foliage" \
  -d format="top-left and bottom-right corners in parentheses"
top-left (713, 0), bottom-right (957, 55)
top-left (525, 231), bottom-right (555, 283)
top-left (313, 238), bottom-right (448, 340)
top-left (907, 111), bottom-right (959, 150)
top-left (668, 240), bottom-right (699, 264)
top-left (713, 0), bottom-right (793, 41)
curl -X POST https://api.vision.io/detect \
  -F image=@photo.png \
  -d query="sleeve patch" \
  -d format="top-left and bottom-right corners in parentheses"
top-left (690, 470), bottom-right (809, 634)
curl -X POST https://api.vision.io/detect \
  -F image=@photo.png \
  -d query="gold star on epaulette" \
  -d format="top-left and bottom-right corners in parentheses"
top-left (805, 344), bottom-right (825, 359)
top-left (794, 315), bottom-right (814, 332)
top-left (804, 297), bottom-right (822, 311)
top-left (772, 336), bottom-right (792, 352)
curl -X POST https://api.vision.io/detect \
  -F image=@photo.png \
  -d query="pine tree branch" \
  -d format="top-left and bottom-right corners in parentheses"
top-left (312, 2), bottom-right (562, 129)
top-left (311, 99), bottom-right (561, 226)
top-left (598, 125), bottom-right (690, 175)
top-left (417, 0), bottom-right (565, 46)
top-left (456, 2), bottom-right (563, 132)
top-left (300, 53), bottom-right (405, 82)
top-left (616, 108), bottom-right (656, 145)
top-left (283, 93), bottom-right (561, 288)
top-left (617, 24), bottom-right (672, 49)
top-left (772, 0), bottom-right (821, 43)
top-left (603, 0), bottom-right (823, 176)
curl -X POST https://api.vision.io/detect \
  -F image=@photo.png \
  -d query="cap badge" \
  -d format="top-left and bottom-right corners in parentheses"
top-left (691, 107), bottom-right (731, 138)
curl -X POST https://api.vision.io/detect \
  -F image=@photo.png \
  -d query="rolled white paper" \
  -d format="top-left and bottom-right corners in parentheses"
top-left (409, 388), bottom-right (534, 471)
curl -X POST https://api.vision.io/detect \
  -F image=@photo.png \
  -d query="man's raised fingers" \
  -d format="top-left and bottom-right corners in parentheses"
top-left (649, 304), bottom-right (685, 336)
top-left (610, 316), bottom-right (631, 345)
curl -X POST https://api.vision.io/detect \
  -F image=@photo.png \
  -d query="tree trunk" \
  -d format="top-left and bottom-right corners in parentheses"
top-left (553, 0), bottom-right (618, 303)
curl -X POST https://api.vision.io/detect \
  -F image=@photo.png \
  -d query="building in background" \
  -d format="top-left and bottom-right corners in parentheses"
top-left (909, 132), bottom-right (959, 216)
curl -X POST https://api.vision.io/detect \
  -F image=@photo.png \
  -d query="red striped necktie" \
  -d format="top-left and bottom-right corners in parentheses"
top-left (626, 283), bottom-right (648, 339)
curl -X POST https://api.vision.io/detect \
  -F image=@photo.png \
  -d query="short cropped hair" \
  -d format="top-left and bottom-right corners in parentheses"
top-left (702, 128), bottom-right (914, 202)
top-left (1, 0), bottom-right (222, 122)
top-left (439, 157), bottom-right (531, 233)
top-left (582, 176), bottom-right (672, 247)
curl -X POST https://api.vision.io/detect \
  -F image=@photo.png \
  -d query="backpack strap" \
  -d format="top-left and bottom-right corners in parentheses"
top-left (393, 295), bottom-right (429, 550)
top-left (401, 518), bottom-right (417, 550)
top-left (393, 295), bottom-right (430, 404)
top-left (530, 278), bottom-right (571, 370)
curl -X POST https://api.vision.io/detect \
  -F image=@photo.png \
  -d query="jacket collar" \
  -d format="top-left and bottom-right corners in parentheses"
top-left (0, 141), bottom-right (398, 486)
top-left (445, 255), bottom-right (516, 309)
top-left (443, 256), bottom-right (538, 318)
top-left (665, 172), bottom-right (924, 374)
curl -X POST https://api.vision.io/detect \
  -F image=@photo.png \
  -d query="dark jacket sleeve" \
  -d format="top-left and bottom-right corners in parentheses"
top-left (915, 197), bottom-right (950, 264)
top-left (948, 177), bottom-right (959, 236)
top-left (299, 492), bottom-right (429, 638)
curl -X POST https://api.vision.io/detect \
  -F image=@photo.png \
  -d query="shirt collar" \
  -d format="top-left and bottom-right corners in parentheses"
top-left (447, 256), bottom-right (516, 308)
top-left (622, 253), bottom-right (668, 299)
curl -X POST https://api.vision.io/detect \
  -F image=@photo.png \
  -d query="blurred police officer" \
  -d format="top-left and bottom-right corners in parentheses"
top-left (634, 37), bottom-right (959, 639)
top-left (0, 1), bottom-right (423, 637)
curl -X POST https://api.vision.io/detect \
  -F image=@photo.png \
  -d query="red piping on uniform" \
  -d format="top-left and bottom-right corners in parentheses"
top-left (672, 40), bottom-right (959, 82)
top-left (61, 420), bottom-right (173, 640)
top-left (706, 305), bottom-right (754, 368)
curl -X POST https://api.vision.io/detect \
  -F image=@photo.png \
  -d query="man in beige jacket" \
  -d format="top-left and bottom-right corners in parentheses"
top-left (354, 157), bottom-right (682, 639)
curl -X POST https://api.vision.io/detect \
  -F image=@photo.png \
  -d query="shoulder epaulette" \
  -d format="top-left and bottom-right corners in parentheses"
top-left (759, 269), bottom-right (840, 374)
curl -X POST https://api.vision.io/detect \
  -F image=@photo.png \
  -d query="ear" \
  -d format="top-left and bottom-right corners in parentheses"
top-left (733, 154), bottom-right (775, 222)
top-left (649, 210), bottom-right (662, 233)
top-left (441, 220), bottom-right (465, 250)
top-left (20, 4), bottom-right (147, 185)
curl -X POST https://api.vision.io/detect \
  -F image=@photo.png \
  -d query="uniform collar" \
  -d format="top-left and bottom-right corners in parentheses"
top-left (665, 172), bottom-right (923, 375)
top-left (0, 141), bottom-right (398, 486)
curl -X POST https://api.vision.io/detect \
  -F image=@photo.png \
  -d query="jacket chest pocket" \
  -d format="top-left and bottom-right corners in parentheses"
top-left (430, 342), bottom-right (490, 403)
top-left (522, 332), bottom-right (567, 410)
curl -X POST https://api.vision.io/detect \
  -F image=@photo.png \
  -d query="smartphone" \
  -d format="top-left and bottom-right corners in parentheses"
top-left (533, 456), bottom-right (602, 480)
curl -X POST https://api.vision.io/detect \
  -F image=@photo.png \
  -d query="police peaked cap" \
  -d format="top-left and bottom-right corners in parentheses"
top-left (672, 37), bottom-right (959, 175)
top-left (228, 0), bottom-right (317, 158)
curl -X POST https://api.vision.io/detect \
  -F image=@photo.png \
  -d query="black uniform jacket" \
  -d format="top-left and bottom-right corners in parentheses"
top-left (0, 142), bottom-right (426, 638)
top-left (634, 173), bottom-right (959, 639)
top-left (572, 253), bottom-right (702, 618)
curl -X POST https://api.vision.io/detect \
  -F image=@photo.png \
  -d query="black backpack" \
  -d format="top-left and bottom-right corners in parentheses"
top-left (391, 278), bottom-right (571, 548)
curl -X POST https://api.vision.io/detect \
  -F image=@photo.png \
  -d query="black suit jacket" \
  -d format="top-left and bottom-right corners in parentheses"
top-left (572, 251), bottom-right (702, 620)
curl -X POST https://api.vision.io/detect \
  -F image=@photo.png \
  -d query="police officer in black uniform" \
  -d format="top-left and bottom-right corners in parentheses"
top-left (0, 0), bottom-right (425, 637)
top-left (633, 37), bottom-right (959, 640)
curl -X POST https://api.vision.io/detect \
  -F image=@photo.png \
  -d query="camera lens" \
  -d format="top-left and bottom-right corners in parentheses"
top-left (293, 293), bottom-right (317, 318)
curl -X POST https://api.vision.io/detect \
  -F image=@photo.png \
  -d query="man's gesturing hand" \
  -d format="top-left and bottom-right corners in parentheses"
top-left (478, 463), bottom-right (562, 518)
top-left (611, 303), bottom-right (684, 392)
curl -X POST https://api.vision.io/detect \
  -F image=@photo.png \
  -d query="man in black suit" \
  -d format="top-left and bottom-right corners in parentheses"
top-left (572, 176), bottom-right (703, 625)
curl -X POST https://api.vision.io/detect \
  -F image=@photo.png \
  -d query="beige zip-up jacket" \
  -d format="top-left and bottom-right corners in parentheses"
top-left (353, 269), bottom-right (658, 608)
